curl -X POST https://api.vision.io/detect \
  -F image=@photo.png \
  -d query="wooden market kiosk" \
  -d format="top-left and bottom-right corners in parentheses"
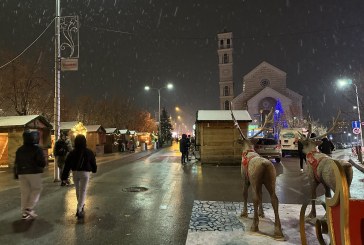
top-left (195, 110), bottom-right (252, 165)
top-left (104, 128), bottom-right (119, 153)
top-left (84, 125), bottom-right (106, 155)
top-left (0, 115), bottom-right (52, 168)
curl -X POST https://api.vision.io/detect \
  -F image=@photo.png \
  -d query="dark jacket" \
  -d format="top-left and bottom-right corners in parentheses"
top-left (14, 132), bottom-right (46, 175)
top-left (298, 141), bottom-right (304, 153)
top-left (61, 148), bottom-right (97, 180)
top-left (179, 135), bottom-right (189, 153)
top-left (318, 138), bottom-right (335, 155)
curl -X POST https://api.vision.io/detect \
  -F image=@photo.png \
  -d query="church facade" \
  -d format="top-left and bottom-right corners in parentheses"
top-left (217, 32), bottom-right (303, 126)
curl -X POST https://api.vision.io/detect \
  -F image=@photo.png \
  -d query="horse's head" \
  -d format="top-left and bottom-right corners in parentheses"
top-left (299, 111), bottom-right (340, 155)
top-left (237, 138), bottom-right (257, 152)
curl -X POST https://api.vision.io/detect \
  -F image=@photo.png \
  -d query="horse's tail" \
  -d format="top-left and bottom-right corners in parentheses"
top-left (262, 159), bottom-right (277, 185)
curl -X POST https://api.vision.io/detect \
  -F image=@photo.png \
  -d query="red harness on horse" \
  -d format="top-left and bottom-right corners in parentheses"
top-left (306, 151), bottom-right (329, 182)
top-left (241, 150), bottom-right (258, 178)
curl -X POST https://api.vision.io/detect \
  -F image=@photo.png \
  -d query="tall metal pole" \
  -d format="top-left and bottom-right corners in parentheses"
top-left (158, 89), bottom-right (161, 145)
top-left (354, 84), bottom-right (363, 147)
top-left (54, 0), bottom-right (61, 181)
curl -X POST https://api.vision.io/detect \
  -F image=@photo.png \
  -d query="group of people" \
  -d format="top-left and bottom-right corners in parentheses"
top-left (14, 131), bottom-right (97, 220)
top-left (179, 134), bottom-right (195, 164)
top-left (298, 133), bottom-right (335, 172)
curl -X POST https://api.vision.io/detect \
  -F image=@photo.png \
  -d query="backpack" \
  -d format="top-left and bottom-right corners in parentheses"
top-left (55, 140), bottom-right (68, 156)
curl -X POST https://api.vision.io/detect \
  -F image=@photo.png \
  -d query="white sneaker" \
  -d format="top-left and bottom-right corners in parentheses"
top-left (25, 209), bottom-right (38, 218)
top-left (300, 169), bottom-right (304, 173)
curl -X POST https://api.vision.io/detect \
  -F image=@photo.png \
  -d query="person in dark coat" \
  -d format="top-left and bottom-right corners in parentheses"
top-left (54, 131), bottom-right (73, 186)
top-left (318, 137), bottom-right (335, 156)
top-left (298, 140), bottom-right (306, 173)
top-left (298, 132), bottom-right (317, 173)
top-left (14, 130), bottom-right (46, 219)
top-left (179, 134), bottom-right (189, 164)
top-left (62, 134), bottom-right (97, 219)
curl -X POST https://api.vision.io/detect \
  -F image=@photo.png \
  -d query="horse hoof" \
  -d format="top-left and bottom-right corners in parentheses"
top-left (274, 232), bottom-right (285, 240)
top-left (240, 212), bottom-right (248, 218)
top-left (250, 226), bottom-right (259, 232)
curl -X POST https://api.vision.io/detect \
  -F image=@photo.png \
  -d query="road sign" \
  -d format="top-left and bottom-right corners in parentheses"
top-left (353, 127), bottom-right (361, 135)
top-left (352, 121), bottom-right (361, 128)
top-left (61, 58), bottom-right (78, 71)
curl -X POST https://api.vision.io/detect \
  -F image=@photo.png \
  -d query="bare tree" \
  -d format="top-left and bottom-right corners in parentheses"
top-left (0, 51), bottom-right (53, 117)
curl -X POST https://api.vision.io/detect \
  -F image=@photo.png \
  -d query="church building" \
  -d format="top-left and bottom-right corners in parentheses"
top-left (217, 31), bottom-right (303, 127)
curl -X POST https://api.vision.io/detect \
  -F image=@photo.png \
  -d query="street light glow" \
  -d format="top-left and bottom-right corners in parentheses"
top-left (337, 78), bottom-right (353, 88)
top-left (337, 78), bottom-right (363, 147)
top-left (175, 106), bottom-right (180, 112)
top-left (144, 83), bottom-right (174, 143)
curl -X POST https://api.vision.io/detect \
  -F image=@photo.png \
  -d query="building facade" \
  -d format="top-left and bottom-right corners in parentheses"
top-left (216, 31), bottom-right (303, 126)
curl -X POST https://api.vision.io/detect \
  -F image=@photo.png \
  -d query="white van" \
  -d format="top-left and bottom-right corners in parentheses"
top-left (279, 128), bottom-right (306, 156)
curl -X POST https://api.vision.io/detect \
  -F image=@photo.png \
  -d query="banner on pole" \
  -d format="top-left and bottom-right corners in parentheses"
top-left (61, 58), bottom-right (78, 71)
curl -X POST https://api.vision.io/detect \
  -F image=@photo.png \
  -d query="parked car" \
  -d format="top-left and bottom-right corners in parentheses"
top-left (254, 138), bottom-right (282, 163)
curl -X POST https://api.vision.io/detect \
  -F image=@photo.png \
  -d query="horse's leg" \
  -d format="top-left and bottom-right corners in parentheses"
top-left (324, 185), bottom-right (331, 198)
top-left (258, 186), bottom-right (264, 218)
top-left (265, 180), bottom-right (284, 238)
top-left (307, 181), bottom-right (318, 218)
top-left (241, 179), bottom-right (249, 217)
top-left (250, 182), bottom-right (260, 232)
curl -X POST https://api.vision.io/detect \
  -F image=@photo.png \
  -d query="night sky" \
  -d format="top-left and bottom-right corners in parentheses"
top-left (1, 0), bottom-right (363, 129)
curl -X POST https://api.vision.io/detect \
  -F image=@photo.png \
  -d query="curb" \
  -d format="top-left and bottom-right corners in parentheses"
top-left (348, 159), bottom-right (364, 173)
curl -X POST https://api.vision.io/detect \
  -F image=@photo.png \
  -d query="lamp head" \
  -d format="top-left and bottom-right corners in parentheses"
top-left (167, 83), bottom-right (173, 89)
top-left (144, 86), bottom-right (150, 91)
top-left (337, 78), bottom-right (353, 88)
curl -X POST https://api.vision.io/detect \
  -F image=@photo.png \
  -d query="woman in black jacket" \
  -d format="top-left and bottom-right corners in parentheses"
top-left (14, 130), bottom-right (46, 219)
top-left (62, 134), bottom-right (97, 219)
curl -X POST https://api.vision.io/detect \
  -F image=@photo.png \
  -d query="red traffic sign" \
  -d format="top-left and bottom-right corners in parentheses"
top-left (353, 127), bottom-right (361, 135)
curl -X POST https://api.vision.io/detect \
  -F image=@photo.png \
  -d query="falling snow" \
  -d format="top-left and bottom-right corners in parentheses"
top-left (0, 0), bottom-right (362, 123)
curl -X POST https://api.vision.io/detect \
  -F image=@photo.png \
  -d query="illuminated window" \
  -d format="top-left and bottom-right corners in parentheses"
top-left (223, 54), bottom-right (229, 63)
top-left (224, 86), bottom-right (229, 96)
top-left (224, 100), bottom-right (230, 110)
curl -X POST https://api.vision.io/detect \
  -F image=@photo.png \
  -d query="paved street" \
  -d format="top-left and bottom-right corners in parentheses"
top-left (0, 144), bottom-right (363, 245)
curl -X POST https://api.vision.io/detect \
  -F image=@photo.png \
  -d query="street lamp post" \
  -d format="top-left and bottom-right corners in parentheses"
top-left (145, 83), bottom-right (173, 145)
top-left (54, 0), bottom-right (61, 181)
top-left (337, 79), bottom-right (363, 147)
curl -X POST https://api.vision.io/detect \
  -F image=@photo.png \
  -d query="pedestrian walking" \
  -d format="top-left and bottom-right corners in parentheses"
top-left (179, 134), bottom-right (189, 164)
top-left (54, 131), bottom-right (73, 186)
top-left (61, 134), bottom-right (97, 219)
top-left (297, 140), bottom-right (306, 173)
top-left (318, 137), bottom-right (335, 156)
top-left (14, 130), bottom-right (46, 220)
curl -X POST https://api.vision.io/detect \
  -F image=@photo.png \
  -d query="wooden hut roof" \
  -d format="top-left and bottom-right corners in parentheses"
top-left (119, 129), bottom-right (129, 134)
top-left (196, 110), bottom-right (252, 122)
top-left (85, 125), bottom-right (106, 133)
top-left (105, 128), bottom-right (118, 134)
top-left (50, 121), bottom-right (80, 130)
top-left (0, 115), bottom-right (52, 128)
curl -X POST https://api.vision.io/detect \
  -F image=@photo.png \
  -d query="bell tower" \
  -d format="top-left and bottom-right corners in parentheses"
top-left (217, 31), bottom-right (234, 110)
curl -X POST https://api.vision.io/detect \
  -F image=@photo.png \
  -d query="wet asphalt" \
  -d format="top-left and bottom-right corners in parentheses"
top-left (0, 143), bottom-right (363, 245)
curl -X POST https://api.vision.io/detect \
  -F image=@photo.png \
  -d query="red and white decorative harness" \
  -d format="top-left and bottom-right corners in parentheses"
top-left (241, 150), bottom-right (258, 178)
top-left (306, 150), bottom-right (330, 182)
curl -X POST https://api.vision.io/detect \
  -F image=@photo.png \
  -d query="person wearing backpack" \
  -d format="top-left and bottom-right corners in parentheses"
top-left (54, 132), bottom-right (72, 186)
top-left (61, 134), bottom-right (97, 219)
